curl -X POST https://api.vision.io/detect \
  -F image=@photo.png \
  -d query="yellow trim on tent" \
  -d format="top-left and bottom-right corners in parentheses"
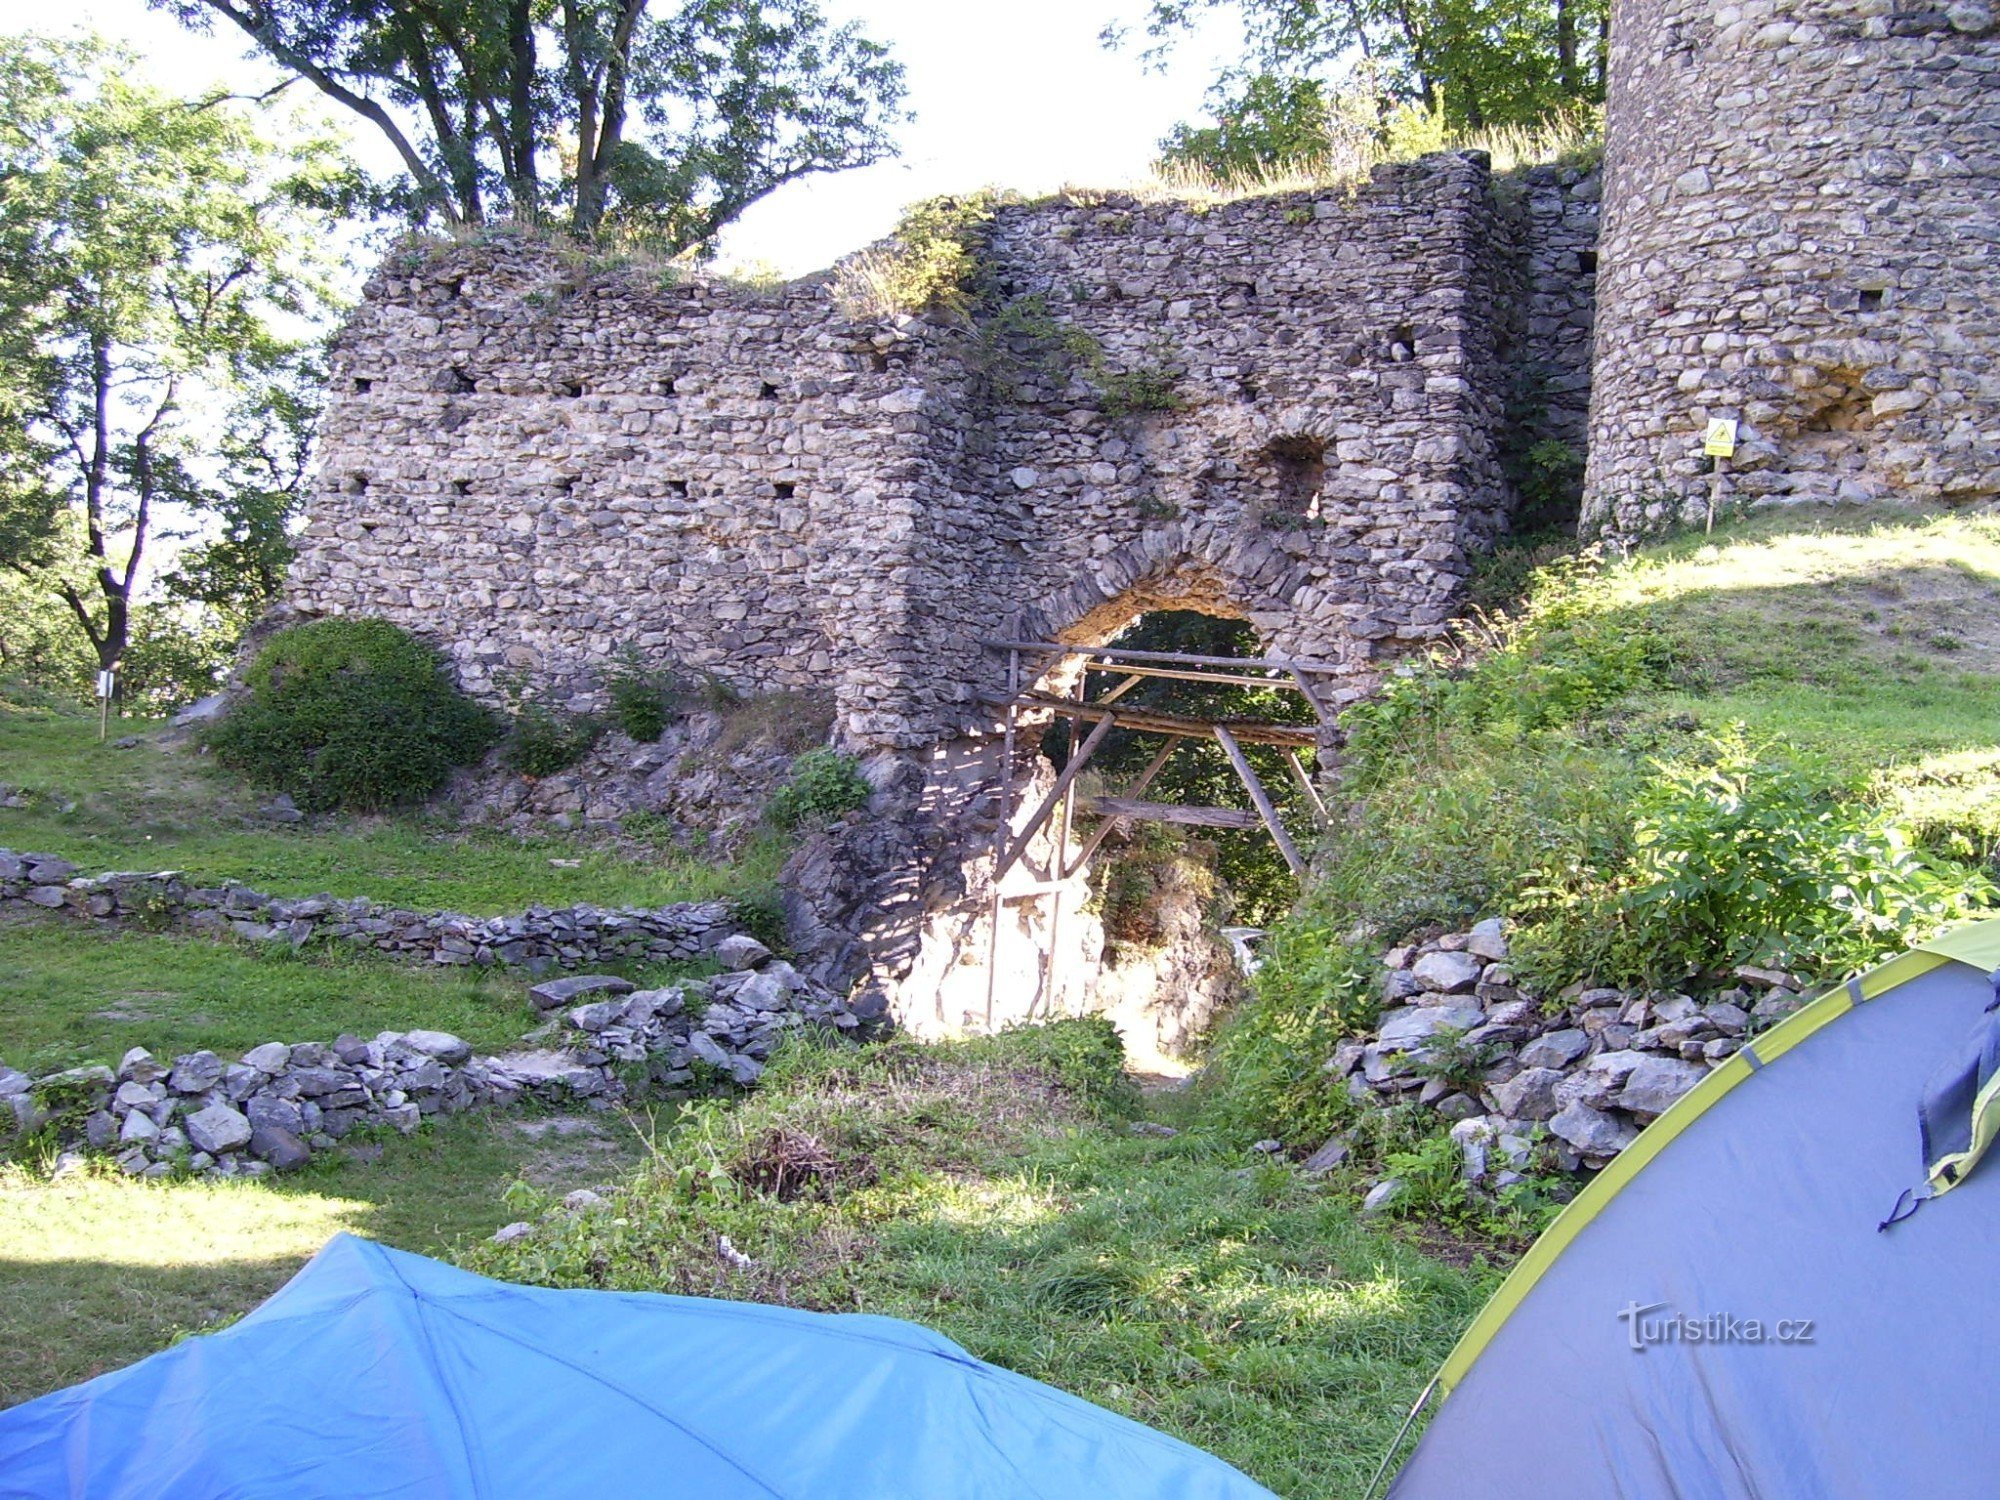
top-left (1431, 916), bottom-right (2000, 1395)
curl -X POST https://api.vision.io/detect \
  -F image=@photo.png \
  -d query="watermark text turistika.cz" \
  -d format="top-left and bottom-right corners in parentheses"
top-left (1618, 1301), bottom-right (1816, 1352)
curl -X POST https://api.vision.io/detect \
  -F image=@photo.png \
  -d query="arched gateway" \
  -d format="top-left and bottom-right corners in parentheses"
top-left (281, 151), bottom-right (1596, 1042)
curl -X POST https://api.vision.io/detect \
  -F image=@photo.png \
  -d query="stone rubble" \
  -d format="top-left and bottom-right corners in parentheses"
top-left (0, 848), bottom-right (733, 974)
top-left (1326, 918), bottom-right (1808, 1195)
top-left (0, 946), bottom-right (888, 1179)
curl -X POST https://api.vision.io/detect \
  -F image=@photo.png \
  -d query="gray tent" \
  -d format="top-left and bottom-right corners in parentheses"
top-left (1388, 918), bottom-right (2000, 1500)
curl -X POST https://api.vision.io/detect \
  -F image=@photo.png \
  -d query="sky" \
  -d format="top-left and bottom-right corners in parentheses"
top-left (5, 0), bottom-right (1244, 277)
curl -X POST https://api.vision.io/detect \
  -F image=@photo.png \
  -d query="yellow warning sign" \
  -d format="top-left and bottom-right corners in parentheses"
top-left (1704, 418), bottom-right (1739, 458)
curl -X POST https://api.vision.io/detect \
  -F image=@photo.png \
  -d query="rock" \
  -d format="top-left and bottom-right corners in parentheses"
top-left (119, 1111), bottom-right (160, 1144)
top-left (1361, 1178), bottom-right (1405, 1216)
top-left (1518, 1028), bottom-right (1590, 1069)
top-left (1752, 990), bottom-right (1803, 1024)
top-left (168, 1051), bottom-right (225, 1094)
top-left (84, 1110), bottom-right (119, 1149)
top-left (171, 693), bottom-right (231, 728)
top-left (1435, 1092), bottom-right (1483, 1122)
top-left (249, 1124), bottom-right (312, 1171)
top-left (1548, 1101), bottom-right (1639, 1156)
top-left (1129, 1121), bottom-right (1178, 1138)
top-left (1651, 994), bottom-right (1700, 1024)
top-left (1465, 918), bottom-right (1509, 961)
top-left (491, 1221), bottom-right (533, 1245)
top-left (117, 1048), bottom-right (165, 1084)
top-left (527, 974), bottom-right (635, 1011)
top-left (241, 1042), bottom-right (292, 1074)
top-left (1377, 1004), bottom-right (1483, 1051)
top-left (714, 933), bottom-right (773, 971)
top-left (1734, 964), bottom-right (1798, 991)
top-left (567, 1001), bottom-right (627, 1033)
top-left (1703, 1002), bottom-right (1750, 1035)
top-left (0, 1067), bottom-right (29, 1098)
top-left (1411, 950), bottom-right (1483, 994)
top-left (24, 886), bottom-right (66, 908)
top-left (1617, 1055), bottom-right (1709, 1117)
top-left (1489, 1066), bottom-right (1566, 1122)
top-left (1323, 1040), bottom-right (1368, 1076)
top-left (1449, 1116), bottom-right (1496, 1180)
top-left (185, 1103), bottom-right (253, 1155)
top-left (401, 1030), bottom-right (472, 1064)
top-left (25, 857), bottom-right (75, 884)
top-left (726, 1055), bottom-right (765, 1087)
top-left (1947, 0), bottom-right (1992, 34)
top-left (1301, 1135), bottom-right (1351, 1174)
top-left (1251, 1138), bottom-right (1284, 1155)
top-left (562, 1188), bottom-right (608, 1211)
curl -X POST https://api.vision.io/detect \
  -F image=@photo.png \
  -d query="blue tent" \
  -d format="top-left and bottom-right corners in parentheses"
top-left (0, 1233), bottom-right (1273, 1499)
top-left (1389, 918), bottom-right (2000, 1499)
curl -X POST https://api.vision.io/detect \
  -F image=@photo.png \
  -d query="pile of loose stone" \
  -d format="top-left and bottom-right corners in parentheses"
top-left (1325, 919), bottom-right (1807, 1208)
top-left (0, 848), bottom-right (731, 972)
top-left (0, 935), bottom-right (887, 1179)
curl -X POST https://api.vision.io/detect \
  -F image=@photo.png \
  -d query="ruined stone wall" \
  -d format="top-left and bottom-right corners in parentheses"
top-left (1585, 0), bottom-right (2000, 534)
top-left (286, 153), bottom-right (1579, 753)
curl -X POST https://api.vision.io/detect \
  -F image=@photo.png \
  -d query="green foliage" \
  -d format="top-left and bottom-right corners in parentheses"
top-left (835, 191), bottom-right (1012, 317)
top-left (603, 647), bottom-right (683, 743)
top-left (972, 293), bottom-right (1183, 416)
top-left (1508, 436), bottom-right (1584, 533)
top-left (0, 33), bottom-right (348, 679)
top-left (1513, 733), bottom-right (1994, 988)
top-left (155, 0), bottom-right (908, 244)
top-left (1195, 927), bottom-right (1376, 1144)
top-left (990, 1016), bottom-right (1142, 1120)
top-left (1123, 0), bottom-right (1609, 155)
top-left (209, 618), bottom-right (496, 812)
top-left (1096, 363), bottom-right (1185, 416)
top-left (766, 748), bottom-right (871, 831)
top-left (499, 686), bottom-right (603, 778)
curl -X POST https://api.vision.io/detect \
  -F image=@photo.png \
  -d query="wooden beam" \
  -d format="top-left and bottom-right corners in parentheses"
top-left (1214, 725), bottom-right (1308, 879)
top-left (1080, 660), bottom-right (1305, 695)
top-left (987, 640), bottom-right (1345, 676)
top-left (1098, 672), bottom-right (1147, 704)
top-left (1286, 665), bottom-right (1337, 725)
top-left (992, 711), bottom-right (1117, 881)
top-left (1083, 797), bottom-right (1261, 830)
top-left (1284, 748), bottom-right (1331, 829)
top-left (1062, 735), bottom-right (1183, 878)
top-left (985, 691), bottom-right (1319, 749)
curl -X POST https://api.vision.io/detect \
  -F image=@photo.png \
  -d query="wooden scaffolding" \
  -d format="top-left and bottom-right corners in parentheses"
top-left (977, 639), bottom-right (1342, 1025)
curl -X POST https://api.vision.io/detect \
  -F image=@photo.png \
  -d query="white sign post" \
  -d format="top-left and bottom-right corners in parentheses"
top-left (95, 669), bottom-right (115, 743)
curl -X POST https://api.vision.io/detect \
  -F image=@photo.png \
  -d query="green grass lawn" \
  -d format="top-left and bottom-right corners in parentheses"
top-left (0, 1108), bottom-right (654, 1407)
top-left (0, 691), bottom-right (782, 914)
top-left (469, 1025), bottom-right (1494, 1499)
top-left (0, 918), bottom-right (554, 1073)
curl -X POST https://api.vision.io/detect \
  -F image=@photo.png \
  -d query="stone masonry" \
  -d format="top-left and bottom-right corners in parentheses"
top-left (285, 152), bottom-right (1596, 750)
top-left (1586, 0), bottom-right (2000, 532)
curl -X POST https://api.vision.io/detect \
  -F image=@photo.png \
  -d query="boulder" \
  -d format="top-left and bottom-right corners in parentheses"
top-left (1466, 918), bottom-right (1509, 962)
top-left (1377, 1004), bottom-right (1483, 1051)
top-left (714, 933), bottom-right (773, 971)
top-left (168, 1051), bottom-right (225, 1094)
top-left (1518, 1027), bottom-right (1590, 1069)
top-left (1548, 1101), bottom-right (1639, 1157)
top-left (1361, 1178), bottom-right (1405, 1215)
top-left (1617, 1055), bottom-right (1710, 1117)
top-left (1489, 1066), bottom-right (1566, 1122)
top-left (400, 1030), bottom-right (471, 1065)
top-left (527, 974), bottom-right (635, 1011)
top-left (249, 1124), bottom-right (312, 1171)
top-left (1411, 950), bottom-right (1484, 994)
top-left (1301, 1135), bottom-right (1351, 1174)
top-left (241, 1042), bottom-right (292, 1075)
top-left (185, 1103), bottom-right (253, 1155)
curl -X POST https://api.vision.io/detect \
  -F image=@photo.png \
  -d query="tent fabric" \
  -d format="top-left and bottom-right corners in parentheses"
top-left (0, 1234), bottom-right (1274, 1500)
top-left (1390, 921), bottom-right (2000, 1500)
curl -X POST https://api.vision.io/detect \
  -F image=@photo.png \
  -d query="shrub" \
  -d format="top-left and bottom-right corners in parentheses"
top-left (501, 693), bottom-right (603, 777)
top-left (604, 648), bottom-right (683, 743)
top-left (1513, 732), bottom-right (1994, 987)
top-left (766, 748), bottom-right (871, 830)
top-left (209, 618), bottom-right (496, 811)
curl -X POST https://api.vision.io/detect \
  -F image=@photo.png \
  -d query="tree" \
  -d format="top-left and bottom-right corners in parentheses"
top-left (0, 34), bottom-right (348, 686)
top-left (153, 0), bottom-right (910, 245)
top-left (1118, 0), bottom-right (1607, 162)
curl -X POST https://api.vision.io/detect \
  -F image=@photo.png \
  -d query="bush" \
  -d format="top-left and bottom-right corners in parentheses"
top-left (209, 618), bottom-right (496, 812)
top-left (502, 695), bottom-right (603, 777)
top-left (1513, 732), bottom-right (1994, 987)
top-left (604, 648), bottom-right (683, 743)
top-left (766, 748), bottom-right (871, 830)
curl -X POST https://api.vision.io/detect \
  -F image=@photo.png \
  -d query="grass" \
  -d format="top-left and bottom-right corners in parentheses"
top-left (0, 917), bottom-right (554, 1073)
top-left (0, 1108), bottom-right (653, 1407)
top-left (467, 1024), bottom-right (1494, 1498)
top-left (0, 692), bottom-right (783, 915)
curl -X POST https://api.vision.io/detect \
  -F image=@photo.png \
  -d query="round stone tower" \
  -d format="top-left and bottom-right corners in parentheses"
top-left (1584, 0), bottom-right (2000, 535)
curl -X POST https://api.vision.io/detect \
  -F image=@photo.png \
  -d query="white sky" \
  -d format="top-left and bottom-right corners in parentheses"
top-left (6, 0), bottom-right (1242, 277)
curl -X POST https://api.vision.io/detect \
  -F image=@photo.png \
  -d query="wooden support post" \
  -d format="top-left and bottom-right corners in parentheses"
top-left (985, 646), bottom-right (1022, 1030)
top-left (1214, 725), bottom-right (1308, 880)
top-left (993, 711), bottom-right (1116, 882)
top-left (1284, 748), bottom-right (1331, 829)
top-left (1098, 672), bottom-right (1147, 705)
top-left (1061, 735), bottom-right (1182, 878)
top-left (1082, 798), bottom-right (1262, 830)
top-left (1286, 666), bottom-right (1335, 726)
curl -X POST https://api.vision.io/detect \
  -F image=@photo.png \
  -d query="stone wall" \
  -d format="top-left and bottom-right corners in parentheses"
top-left (0, 849), bottom-right (734, 973)
top-left (1585, 0), bottom-right (2000, 534)
top-left (286, 152), bottom-right (1595, 753)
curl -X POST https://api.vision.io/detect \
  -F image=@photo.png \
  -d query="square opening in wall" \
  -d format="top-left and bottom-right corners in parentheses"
top-left (667, 480), bottom-right (690, 499)
top-left (559, 379), bottom-right (585, 398)
top-left (759, 381), bottom-right (780, 400)
top-left (1577, 250), bottom-right (1598, 274)
top-left (353, 377), bottom-right (374, 394)
top-left (1859, 287), bottom-right (1887, 312)
top-left (1262, 435), bottom-right (1327, 519)
top-left (451, 479), bottom-right (471, 497)
top-left (773, 481), bottom-right (798, 500)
